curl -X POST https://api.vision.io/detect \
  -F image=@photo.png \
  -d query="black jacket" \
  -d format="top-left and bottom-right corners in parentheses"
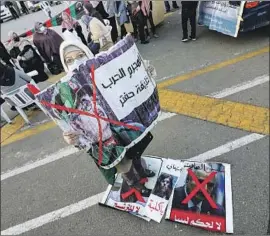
top-left (0, 41), bottom-right (12, 62)
top-left (0, 62), bottom-right (15, 87)
top-left (181, 1), bottom-right (198, 10)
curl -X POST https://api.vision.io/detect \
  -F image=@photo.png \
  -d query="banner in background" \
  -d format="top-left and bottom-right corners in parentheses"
top-left (8, 2), bottom-right (83, 40)
top-left (198, 1), bottom-right (245, 37)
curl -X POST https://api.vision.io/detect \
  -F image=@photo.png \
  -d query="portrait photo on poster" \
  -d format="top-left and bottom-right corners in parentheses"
top-left (166, 161), bottom-right (233, 233)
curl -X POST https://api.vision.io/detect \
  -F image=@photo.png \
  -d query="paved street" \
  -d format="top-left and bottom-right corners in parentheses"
top-left (1, 5), bottom-right (269, 235)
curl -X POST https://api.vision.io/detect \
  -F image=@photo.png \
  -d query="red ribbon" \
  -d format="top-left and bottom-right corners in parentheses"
top-left (27, 84), bottom-right (40, 95)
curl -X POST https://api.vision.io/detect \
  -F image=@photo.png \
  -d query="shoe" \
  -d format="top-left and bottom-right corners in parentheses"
top-left (141, 187), bottom-right (151, 197)
top-left (134, 184), bottom-right (152, 197)
top-left (153, 34), bottom-right (159, 38)
top-left (173, 5), bottom-right (180, 9)
top-left (166, 10), bottom-right (171, 13)
top-left (182, 37), bottom-right (188, 42)
top-left (140, 169), bottom-right (155, 178)
top-left (190, 36), bottom-right (197, 41)
top-left (141, 40), bottom-right (149, 44)
top-left (10, 106), bottom-right (16, 111)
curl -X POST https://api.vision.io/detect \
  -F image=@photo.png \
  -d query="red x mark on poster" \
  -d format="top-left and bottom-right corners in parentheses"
top-left (181, 168), bottom-right (218, 209)
top-left (27, 65), bottom-right (140, 166)
top-left (121, 178), bottom-right (148, 203)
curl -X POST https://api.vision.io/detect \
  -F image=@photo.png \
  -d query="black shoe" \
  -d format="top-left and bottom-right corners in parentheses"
top-left (133, 183), bottom-right (152, 197)
top-left (140, 169), bottom-right (155, 178)
top-left (10, 106), bottom-right (16, 111)
top-left (173, 5), bottom-right (179, 9)
top-left (182, 37), bottom-right (188, 42)
top-left (141, 187), bottom-right (151, 197)
top-left (166, 9), bottom-right (171, 13)
top-left (189, 36), bottom-right (197, 41)
top-left (141, 40), bottom-right (149, 44)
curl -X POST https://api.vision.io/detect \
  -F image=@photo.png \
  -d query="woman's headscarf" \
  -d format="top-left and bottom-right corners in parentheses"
top-left (34, 22), bottom-right (47, 34)
top-left (60, 40), bottom-right (94, 72)
top-left (61, 12), bottom-right (77, 30)
top-left (7, 31), bottom-right (31, 51)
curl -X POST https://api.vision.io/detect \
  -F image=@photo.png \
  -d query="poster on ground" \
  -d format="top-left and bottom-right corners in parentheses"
top-left (166, 160), bottom-right (233, 233)
top-left (100, 156), bottom-right (164, 220)
top-left (144, 159), bottom-right (182, 222)
top-left (35, 35), bottom-right (160, 169)
top-left (198, 1), bottom-right (245, 37)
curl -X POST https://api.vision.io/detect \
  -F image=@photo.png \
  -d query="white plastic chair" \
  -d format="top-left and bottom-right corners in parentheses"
top-left (1, 71), bottom-right (40, 125)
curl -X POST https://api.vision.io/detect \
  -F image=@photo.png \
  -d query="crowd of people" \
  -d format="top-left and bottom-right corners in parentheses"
top-left (1, 1), bottom-right (199, 123)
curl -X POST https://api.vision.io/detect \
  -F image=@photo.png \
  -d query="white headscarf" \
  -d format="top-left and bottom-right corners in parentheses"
top-left (60, 39), bottom-right (94, 72)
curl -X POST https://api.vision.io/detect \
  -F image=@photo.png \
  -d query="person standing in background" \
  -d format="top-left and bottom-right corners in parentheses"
top-left (4, 1), bottom-right (19, 20)
top-left (40, 1), bottom-right (53, 19)
top-left (115, 0), bottom-right (129, 39)
top-left (181, 1), bottom-right (198, 42)
top-left (0, 41), bottom-right (14, 67)
top-left (128, 1), bottom-right (149, 44)
top-left (102, 0), bottom-right (119, 43)
top-left (164, 1), bottom-right (179, 13)
top-left (12, 1), bottom-right (21, 17)
top-left (33, 22), bottom-right (64, 73)
top-left (126, 1), bottom-right (139, 41)
top-left (61, 12), bottom-right (88, 46)
top-left (83, 2), bottom-right (105, 25)
top-left (140, 0), bottom-right (159, 38)
top-left (19, 1), bottom-right (29, 14)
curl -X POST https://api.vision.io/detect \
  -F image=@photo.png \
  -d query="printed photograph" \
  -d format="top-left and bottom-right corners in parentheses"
top-left (152, 173), bottom-right (178, 201)
top-left (171, 163), bottom-right (226, 217)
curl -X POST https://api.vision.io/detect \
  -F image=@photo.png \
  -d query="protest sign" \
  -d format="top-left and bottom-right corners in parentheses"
top-left (144, 159), bottom-right (182, 222)
top-left (166, 161), bottom-right (233, 233)
top-left (94, 43), bottom-right (155, 120)
top-left (35, 35), bottom-right (160, 169)
top-left (100, 156), bottom-right (164, 220)
top-left (198, 1), bottom-right (245, 37)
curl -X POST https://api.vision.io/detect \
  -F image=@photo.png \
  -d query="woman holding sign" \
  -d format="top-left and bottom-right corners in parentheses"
top-left (36, 35), bottom-right (159, 198)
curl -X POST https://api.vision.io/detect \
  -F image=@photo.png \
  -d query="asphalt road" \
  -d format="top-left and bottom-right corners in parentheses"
top-left (1, 6), bottom-right (269, 236)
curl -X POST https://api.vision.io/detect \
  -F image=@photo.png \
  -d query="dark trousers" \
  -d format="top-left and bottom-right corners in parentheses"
top-left (181, 8), bottom-right (197, 38)
top-left (108, 16), bottom-right (118, 43)
top-left (120, 25), bottom-right (127, 39)
top-left (132, 11), bottom-right (147, 42)
top-left (9, 7), bottom-right (19, 19)
top-left (20, 3), bottom-right (29, 14)
top-left (146, 11), bottom-right (156, 35)
top-left (75, 25), bottom-right (87, 46)
top-left (131, 17), bottom-right (138, 39)
top-left (164, 1), bottom-right (179, 11)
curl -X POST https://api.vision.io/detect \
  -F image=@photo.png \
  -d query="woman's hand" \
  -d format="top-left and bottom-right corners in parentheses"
top-left (63, 131), bottom-right (79, 145)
